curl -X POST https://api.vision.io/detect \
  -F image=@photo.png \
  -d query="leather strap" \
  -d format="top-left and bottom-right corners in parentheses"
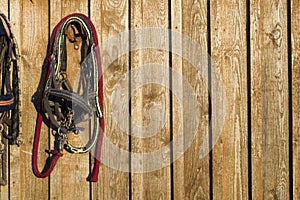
top-left (33, 13), bottom-right (104, 182)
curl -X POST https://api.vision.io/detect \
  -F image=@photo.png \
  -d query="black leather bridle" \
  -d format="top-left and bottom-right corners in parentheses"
top-left (32, 13), bottom-right (104, 182)
top-left (0, 13), bottom-right (21, 186)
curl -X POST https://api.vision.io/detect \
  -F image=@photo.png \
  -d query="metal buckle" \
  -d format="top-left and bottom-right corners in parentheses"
top-left (55, 127), bottom-right (67, 152)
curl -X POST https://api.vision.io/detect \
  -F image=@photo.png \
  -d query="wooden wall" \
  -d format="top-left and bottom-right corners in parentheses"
top-left (0, 0), bottom-right (299, 199)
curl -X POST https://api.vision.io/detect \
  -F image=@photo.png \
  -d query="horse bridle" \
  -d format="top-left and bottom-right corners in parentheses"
top-left (32, 13), bottom-right (104, 182)
top-left (0, 14), bottom-right (21, 186)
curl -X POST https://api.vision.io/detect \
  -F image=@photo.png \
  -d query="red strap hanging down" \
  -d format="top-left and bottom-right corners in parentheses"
top-left (32, 13), bottom-right (104, 182)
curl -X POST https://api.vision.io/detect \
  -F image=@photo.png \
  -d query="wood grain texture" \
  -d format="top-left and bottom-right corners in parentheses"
top-left (0, 3), bottom-right (9, 200)
top-left (291, 0), bottom-right (300, 199)
top-left (251, 0), bottom-right (289, 199)
top-left (211, 0), bottom-right (249, 199)
top-left (0, 1), bottom-right (297, 199)
top-left (90, 0), bottom-right (130, 199)
top-left (130, 0), bottom-right (171, 199)
top-left (171, 0), bottom-right (184, 199)
top-left (173, 0), bottom-right (210, 199)
top-left (0, 2), bottom-right (8, 15)
top-left (9, 0), bottom-right (50, 199)
top-left (49, 1), bottom-right (90, 200)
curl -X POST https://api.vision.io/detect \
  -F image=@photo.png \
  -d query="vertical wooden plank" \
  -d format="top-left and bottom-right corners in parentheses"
top-left (172, 0), bottom-right (210, 199)
top-left (0, 3), bottom-right (9, 200)
top-left (251, 0), bottom-right (289, 199)
top-left (131, 0), bottom-right (171, 199)
top-left (0, 1), bottom-right (8, 14)
top-left (291, 0), bottom-right (300, 198)
top-left (10, 0), bottom-right (50, 199)
top-left (90, 0), bottom-right (130, 199)
top-left (211, 0), bottom-right (249, 199)
top-left (171, 0), bottom-right (184, 198)
top-left (49, 1), bottom-right (90, 199)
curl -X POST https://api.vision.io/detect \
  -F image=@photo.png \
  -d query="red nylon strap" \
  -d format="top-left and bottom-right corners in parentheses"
top-left (32, 112), bottom-right (63, 178)
top-left (32, 13), bottom-right (104, 182)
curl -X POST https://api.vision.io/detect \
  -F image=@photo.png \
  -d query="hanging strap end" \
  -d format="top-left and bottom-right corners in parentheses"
top-left (45, 149), bottom-right (63, 157)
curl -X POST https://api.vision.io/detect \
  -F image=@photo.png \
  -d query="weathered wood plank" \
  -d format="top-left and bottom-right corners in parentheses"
top-left (9, 0), bottom-right (50, 199)
top-left (49, 1), bottom-right (90, 200)
top-left (0, 3), bottom-right (9, 200)
top-left (90, 0), bottom-right (130, 199)
top-left (173, 0), bottom-right (210, 199)
top-left (171, 0), bottom-right (184, 199)
top-left (0, 2), bottom-right (8, 14)
top-left (130, 0), bottom-right (171, 199)
top-left (211, 0), bottom-right (249, 199)
top-left (291, 0), bottom-right (300, 199)
top-left (251, 0), bottom-right (289, 199)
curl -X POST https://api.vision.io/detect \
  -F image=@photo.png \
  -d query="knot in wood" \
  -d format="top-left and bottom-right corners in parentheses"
top-left (266, 23), bottom-right (282, 47)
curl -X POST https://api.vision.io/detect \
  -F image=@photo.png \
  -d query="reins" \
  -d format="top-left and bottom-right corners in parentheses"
top-left (32, 13), bottom-right (104, 182)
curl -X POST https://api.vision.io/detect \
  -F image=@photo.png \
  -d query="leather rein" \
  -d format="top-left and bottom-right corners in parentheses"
top-left (32, 13), bottom-right (104, 182)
